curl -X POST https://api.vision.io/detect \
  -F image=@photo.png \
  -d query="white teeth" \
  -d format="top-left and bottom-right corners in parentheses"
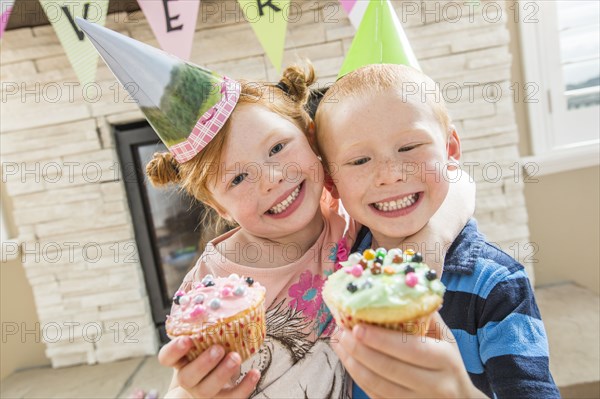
top-left (268, 185), bottom-right (301, 214)
top-left (373, 194), bottom-right (418, 211)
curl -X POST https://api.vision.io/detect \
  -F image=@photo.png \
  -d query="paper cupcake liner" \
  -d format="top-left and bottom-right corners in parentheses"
top-left (333, 308), bottom-right (434, 336)
top-left (184, 299), bottom-right (266, 362)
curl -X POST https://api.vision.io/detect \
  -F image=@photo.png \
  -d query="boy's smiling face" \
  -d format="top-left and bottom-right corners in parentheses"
top-left (319, 88), bottom-right (461, 248)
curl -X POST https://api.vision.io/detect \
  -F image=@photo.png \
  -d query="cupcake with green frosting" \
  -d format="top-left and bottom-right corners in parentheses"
top-left (322, 248), bottom-right (445, 335)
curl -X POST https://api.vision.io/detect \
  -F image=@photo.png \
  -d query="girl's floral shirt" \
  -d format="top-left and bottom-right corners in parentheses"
top-left (175, 191), bottom-right (356, 398)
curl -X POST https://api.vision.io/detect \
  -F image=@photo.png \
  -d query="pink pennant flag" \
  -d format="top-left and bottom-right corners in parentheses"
top-left (339, 0), bottom-right (355, 14)
top-left (339, 0), bottom-right (368, 29)
top-left (137, 0), bottom-right (200, 61)
top-left (0, 0), bottom-right (16, 39)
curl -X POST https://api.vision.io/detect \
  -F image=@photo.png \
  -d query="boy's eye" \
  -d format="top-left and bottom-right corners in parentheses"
top-left (231, 173), bottom-right (248, 187)
top-left (269, 143), bottom-right (285, 156)
top-left (349, 157), bottom-right (370, 166)
top-left (399, 144), bottom-right (419, 152)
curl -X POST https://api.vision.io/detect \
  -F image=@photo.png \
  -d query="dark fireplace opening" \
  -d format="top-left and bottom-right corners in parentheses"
top-left (114, 122), bottom-right (227, 343)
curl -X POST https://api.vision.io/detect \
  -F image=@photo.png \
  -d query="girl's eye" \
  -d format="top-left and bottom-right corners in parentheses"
top-left (269, 143), bottom-right (285, 156)
top-left (231, 173), bottom-right (247, 187)
top-left (350, 157), bottom-right (370, 166)
top-left (399, 144), bottom-right (418, 153)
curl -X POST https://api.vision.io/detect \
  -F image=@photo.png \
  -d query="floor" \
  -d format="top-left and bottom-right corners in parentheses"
top-left (0, 356), bottom-right (172, 399)
top-left (1, 283), bottom-right (599, 398)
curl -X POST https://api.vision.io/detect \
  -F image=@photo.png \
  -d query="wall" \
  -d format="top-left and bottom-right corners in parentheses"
top-left (507, 1), bottom-right (600, 294)
top-left (1, 0), bottom-right (531, 371)
top-left (0, 257), bottom-right (50, 380)
top-left (526, 167), bottom-right (600, 294)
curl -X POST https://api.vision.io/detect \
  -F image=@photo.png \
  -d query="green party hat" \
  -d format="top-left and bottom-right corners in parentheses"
top-left (338, 0), bottom-right (420, 79)
top-left (75, 18), bottom-right (240, 163)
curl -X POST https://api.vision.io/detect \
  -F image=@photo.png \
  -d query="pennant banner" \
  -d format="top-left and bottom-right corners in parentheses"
top-left (237, 0), bottom-right (289, 72)
top-left (339, 0), bottom-right (368, 30)
top-left (0, 0), bottom-right (15, 39)
top-left (40, 0), bottom-right (109, 85)
top-left (137, 0), bottom-right (200, 61)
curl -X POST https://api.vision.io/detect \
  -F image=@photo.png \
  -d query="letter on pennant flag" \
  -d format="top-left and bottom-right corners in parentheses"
top-left (137, 0), bottom-right (200, 61)
top-left (338, 0), bottom-right (368, 30)
top-left (40, 0), bottom-right (109, 86)
top-left (237, 0), bottom-right (289, 72)
top-left (0, 0), bottom-right (15, 40)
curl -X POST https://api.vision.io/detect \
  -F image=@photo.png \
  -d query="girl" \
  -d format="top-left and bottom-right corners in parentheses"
top-left (152, 65), bottom-right (355, 398)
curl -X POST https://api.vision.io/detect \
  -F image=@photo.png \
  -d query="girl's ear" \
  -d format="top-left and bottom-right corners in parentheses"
top-left (212, 204), bottom-right (233, 223)
top-left (446, 126), bottom-right (462, 169)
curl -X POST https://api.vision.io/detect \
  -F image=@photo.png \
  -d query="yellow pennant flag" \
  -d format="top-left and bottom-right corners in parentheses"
top-left (40, 0), bottom-right (109, 85)
top-left (237, 0), bottom-right (289, 72)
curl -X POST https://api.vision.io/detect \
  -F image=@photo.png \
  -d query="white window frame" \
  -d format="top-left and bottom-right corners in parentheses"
top-left (519, 0), bottom-right (599, 176)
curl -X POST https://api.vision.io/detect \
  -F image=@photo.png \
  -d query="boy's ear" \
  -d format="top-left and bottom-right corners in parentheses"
top-left (306, 120), bottom-right (319, 152)
top-left (324, 171), bottom-right (340, 199)
top-left (446, 126), bottom-right (462, 169)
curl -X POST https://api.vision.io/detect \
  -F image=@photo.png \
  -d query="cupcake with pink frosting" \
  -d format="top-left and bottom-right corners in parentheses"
top-left (166, 273), bottom-right (266, 362)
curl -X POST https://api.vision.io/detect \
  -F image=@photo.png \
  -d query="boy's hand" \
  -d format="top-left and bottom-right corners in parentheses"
top-left (158, 336), bottom-right (261, 399)
top-left (332, 313), bottom-right (484, 398)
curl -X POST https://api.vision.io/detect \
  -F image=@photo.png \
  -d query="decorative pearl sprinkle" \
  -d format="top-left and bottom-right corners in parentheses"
top-left (361, 278), bottom-right (374, 289)
top-left (201, 275), bottom-right (214, 285)
top-left (193, 294), bottom-right (204, 304)
top-left (179, 295), bottom-right (190, 306)
top-left (229, 273), bottom-right (240, 281)
top-left (348, 253), bottom-right (363, 265)
top-left (363, 249), bottom-right (376, 260)
top-left (209, 298), bottom-right (221, 310)
top-left (234, 286), bottom-right (247, 296)
top-left (387, 248), bottom-right (403, 258)
top-left (189, 305), bottom-right (206, 318)
top-left (426, 270), bottom-right (438, 281)
top-left (375, 247), bottom-right (387, 257)
top-left (405, 272), bottom-right (418, 288)
top-left (351, 264), bottom-right (363, 277)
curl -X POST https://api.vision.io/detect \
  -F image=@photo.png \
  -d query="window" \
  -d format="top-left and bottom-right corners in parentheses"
top-left (520, 1), bottom-right (599, 175)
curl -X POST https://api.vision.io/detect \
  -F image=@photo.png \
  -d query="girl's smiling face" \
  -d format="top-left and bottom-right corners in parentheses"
top-left (210, 104), bottom-right (325, 243)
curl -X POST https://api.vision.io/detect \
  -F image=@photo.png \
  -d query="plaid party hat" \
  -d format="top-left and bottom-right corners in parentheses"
top-left (76, 17), bottom-right (240, 163)
top-left (338, 0), bottom-right (420, 79)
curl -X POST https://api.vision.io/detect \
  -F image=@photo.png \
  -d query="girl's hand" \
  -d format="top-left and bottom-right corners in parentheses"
top-left (158, 336), bottom-right (261, 399)
top-left (332, 313), bottom-right (485, 398)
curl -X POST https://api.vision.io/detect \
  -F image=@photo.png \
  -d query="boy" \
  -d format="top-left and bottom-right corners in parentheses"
top-left (315, 64), bottom-right (560, 398)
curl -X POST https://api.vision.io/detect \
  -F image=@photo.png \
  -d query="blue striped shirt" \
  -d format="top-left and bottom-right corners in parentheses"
top-left (351, 219), bottom-right (559, 398)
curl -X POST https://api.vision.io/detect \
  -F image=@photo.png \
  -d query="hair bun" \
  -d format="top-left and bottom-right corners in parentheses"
top-left (146, 152), bottom-right (181, 186)
top-left (279, 62), bottom-right (316, 104)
